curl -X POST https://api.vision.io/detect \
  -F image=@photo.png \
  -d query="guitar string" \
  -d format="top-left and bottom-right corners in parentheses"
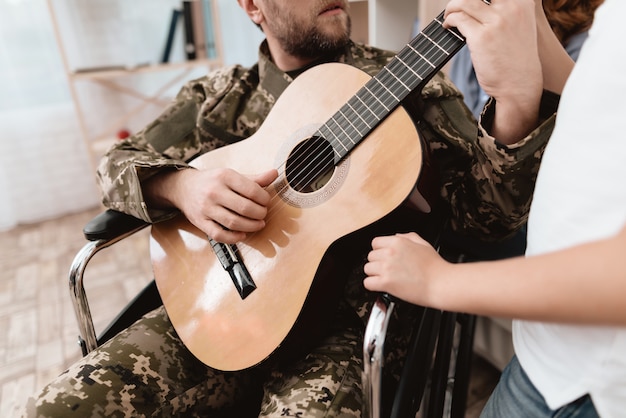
top-left (250, 15), bottom-right (461, 241)
top-left (259, 15), bottom-right (461, 218)
top-left (257, 14), bottom-right (462, 214)
top-left (265, 14), bottom-right (460, 206)
top-left (229, 15), bottom-right (463, 262)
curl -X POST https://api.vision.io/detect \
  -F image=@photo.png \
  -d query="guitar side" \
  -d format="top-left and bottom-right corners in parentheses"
top-left (150, 63), bottom-right (423, 371)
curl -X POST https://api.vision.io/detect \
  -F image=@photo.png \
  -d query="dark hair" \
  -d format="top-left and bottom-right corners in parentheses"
top-left (543, 0), bottom-right (605, 44)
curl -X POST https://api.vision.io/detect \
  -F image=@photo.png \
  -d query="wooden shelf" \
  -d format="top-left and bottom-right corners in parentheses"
top-left (70, 59), bottom-right (222, 80)
top-left (46, 0), bottom-right (442, 175)
top-left (46, 0), bottom-right (224, 173)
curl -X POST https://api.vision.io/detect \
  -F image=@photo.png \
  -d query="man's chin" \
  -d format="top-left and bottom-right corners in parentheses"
top-left (319, 22), bottom-right (351, 44)
top-left (319, 13), bottom-right (350, 31)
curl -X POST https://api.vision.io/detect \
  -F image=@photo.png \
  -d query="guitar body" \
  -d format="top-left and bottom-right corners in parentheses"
top-left (150, 63), bottom-right (424, 371)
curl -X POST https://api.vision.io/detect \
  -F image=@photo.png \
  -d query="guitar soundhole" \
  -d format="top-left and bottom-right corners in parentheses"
top-left (285, 136), bottom-right (334, 193)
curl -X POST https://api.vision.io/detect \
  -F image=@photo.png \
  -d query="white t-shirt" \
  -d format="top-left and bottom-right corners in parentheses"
top-left (514, 1), bottom-right (626, 416)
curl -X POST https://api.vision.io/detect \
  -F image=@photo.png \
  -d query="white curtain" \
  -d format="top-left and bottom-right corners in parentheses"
top-left (0, 0), bottom-right (99, 231)
top-left (0, 0), bottom-right (262, 231)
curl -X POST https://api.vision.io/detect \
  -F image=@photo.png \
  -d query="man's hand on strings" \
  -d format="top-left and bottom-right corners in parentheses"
top-left (145, 167), bottom-right (278, 244)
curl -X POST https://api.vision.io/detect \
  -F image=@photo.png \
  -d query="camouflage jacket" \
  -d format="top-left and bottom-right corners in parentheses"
top-left (97, 40), bottom-right (556, 242)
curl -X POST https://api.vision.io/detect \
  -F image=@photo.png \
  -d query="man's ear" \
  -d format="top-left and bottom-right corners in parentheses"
top-left (238, 0), bottom-right (263, 25)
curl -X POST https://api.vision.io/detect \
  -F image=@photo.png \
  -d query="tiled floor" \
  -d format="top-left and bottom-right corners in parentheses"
top-left (0, 207), bottom-right (499, 417)
top-left (0, 207), bottom-right (153, 417)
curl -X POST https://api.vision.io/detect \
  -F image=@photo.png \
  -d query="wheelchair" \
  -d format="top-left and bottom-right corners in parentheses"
top-left (68, 208), bottom-right (480, 418)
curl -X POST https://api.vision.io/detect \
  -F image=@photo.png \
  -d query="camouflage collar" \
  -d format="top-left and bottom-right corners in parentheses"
top-left (256, 40), bottom-right (355, 99)
top-left (257, 41), bottom-right (292, 99)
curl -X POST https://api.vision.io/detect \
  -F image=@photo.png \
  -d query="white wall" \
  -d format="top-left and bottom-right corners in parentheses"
top-left (218, 0), bottom-right (264, 67)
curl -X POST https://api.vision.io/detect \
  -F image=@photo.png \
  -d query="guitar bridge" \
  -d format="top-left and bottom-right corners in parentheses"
top-left (209, 238), bottom-right (256, 299)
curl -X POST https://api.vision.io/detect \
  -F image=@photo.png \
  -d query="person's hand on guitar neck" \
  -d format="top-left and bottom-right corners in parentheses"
top-left (143, 167), bottom-right (278, 244)
top-left (444, 0), bottom-right (571, 145)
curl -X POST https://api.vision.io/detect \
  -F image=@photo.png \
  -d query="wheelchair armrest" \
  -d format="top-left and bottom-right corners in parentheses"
top-left (71, 209), bottom-right (150, 355)
top-left (83, 209), bottom-right (148, 241)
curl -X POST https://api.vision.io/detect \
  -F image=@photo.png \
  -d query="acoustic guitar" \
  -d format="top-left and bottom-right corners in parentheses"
top-left (150, 12), bottom-right (465, 371)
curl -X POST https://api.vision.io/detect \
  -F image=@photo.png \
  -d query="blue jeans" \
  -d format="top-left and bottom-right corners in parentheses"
top-left (480, 355), bottom-right (599, 418)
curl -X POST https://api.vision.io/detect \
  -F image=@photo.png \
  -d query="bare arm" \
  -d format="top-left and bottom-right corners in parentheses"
top-left (534, 0), bottom-right (575, 94)
top-left (364, 223), bottom-right (626, 326)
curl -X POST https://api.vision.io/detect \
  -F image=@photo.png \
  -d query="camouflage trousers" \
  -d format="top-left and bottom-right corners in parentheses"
top-left (22, 303), bottom-right (369, 418)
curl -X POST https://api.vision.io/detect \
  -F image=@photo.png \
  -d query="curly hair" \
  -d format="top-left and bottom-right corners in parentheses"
top-left (543, 0), bottom-right (605, 44)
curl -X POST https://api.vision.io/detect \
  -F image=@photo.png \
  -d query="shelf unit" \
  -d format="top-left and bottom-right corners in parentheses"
top-left (46, 0), bottom-right (224, 172)
top-left (47, 0), bottom-right (447, 173)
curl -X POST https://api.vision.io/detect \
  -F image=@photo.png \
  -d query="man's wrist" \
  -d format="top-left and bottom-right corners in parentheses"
top-left (143, 167), bottom-right (193, 211)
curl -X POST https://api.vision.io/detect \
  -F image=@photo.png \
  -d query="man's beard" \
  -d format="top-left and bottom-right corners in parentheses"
top-left (280, 18), bottom-right (352, 59)
top-left (264, 1), bottom-right (352, 60)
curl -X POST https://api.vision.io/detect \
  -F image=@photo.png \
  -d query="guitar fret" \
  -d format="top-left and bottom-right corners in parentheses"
top-left (386, 59), bottom-right (424, 94)
top-left (429, 30), bottom-right (459, 51)
top-left (338, 108), bottom-right (365, 139)
top-left (320, 110), bottom-right (367, 159)
top-left (353, 95), bottom-right (375, 123)
top-left (421, 32), bottom-right (450, 56)
top-left (433, 15), bottom-right (465, 42)
top-left (376, 71), bottom-right (404, 114)
top-left (318, 10), bottom-right (466, 162)
top-left (350, 93), bottom-right (376, 130)
top-left (320, 125), bottom-right (345, 160)
top-left (345, 100), bottom-right (370, 136)
top-left (325, 118), bottom-right (350, 153)
top-left (383, 66), bottom-right (411, 92)
top-left (374, 71), bottom-right (403, 107)
top-left (407, 44), bottom-right (436, 68)
top-left (395, 56), bottom-right (423, 82)
top-left (330, 114), bottom-right (355, 149)
top-left (346, 101), bottom-right (372, 130)
top-left (363, 85), bottom-right (390, 112)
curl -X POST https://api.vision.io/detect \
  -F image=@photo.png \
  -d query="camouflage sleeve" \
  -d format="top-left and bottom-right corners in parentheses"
top-left (96, 66), bottom-right (240, 223)
top-left (417, 73), bottom-right (559, 241)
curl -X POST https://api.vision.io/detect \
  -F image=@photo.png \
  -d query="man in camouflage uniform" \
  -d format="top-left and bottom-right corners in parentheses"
top-left (24, 0), bottom-right (560, 416)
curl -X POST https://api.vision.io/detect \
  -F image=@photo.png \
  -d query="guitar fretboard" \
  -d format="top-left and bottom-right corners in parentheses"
top-left (318, 11), bottom-right (466, 162)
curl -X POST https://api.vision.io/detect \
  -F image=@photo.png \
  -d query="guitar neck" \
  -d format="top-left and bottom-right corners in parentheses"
top-left (319, 11), bottom-right (466, 162)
